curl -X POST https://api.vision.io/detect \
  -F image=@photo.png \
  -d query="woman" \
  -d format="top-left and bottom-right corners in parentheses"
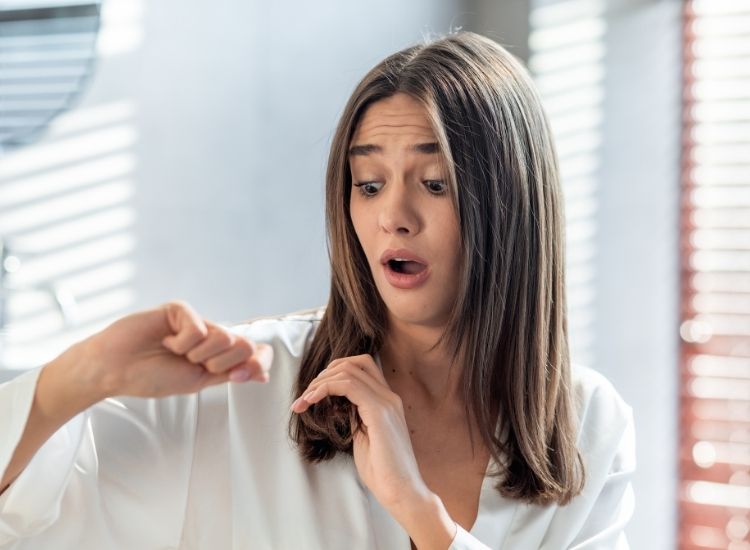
top-left (0, 31), bottom-right (635, 549)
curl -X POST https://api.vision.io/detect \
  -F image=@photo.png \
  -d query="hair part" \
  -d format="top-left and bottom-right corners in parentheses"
top-left (288, 30), bottom-right (586, 506)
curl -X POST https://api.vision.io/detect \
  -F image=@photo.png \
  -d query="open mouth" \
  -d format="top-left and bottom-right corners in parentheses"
top-left (380, 249), bottom-right (431, 289)
top-left (387, 259), bottom-right (427, 275)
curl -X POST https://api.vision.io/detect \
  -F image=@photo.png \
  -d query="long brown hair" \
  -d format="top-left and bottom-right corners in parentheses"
top-left (288, 31), bottom-right (586, 506)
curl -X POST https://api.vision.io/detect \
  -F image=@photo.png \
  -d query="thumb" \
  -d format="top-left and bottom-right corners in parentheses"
top-left (160, 301), bottom-right (209, 355)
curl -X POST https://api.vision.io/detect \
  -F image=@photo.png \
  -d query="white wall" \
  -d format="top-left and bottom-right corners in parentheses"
top-left (128, 0), bottom-right (464, 323)
top-left (595, 2), bottom-right (682, 548)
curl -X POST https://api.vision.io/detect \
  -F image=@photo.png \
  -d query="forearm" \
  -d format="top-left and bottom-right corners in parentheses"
top-left (391, 490), bottom-right (457, 550)
top-left (0, 343), bottom-right (105, 496)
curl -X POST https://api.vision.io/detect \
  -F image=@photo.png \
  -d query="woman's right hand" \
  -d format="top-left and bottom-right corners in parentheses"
top-left (77, 301), bottom-right (273, 400)
top-left (1, 301), bottom-right (266, 498)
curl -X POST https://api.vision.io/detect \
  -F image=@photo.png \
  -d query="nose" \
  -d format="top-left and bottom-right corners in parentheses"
top-left (378, 180), bottom-right (420, 235)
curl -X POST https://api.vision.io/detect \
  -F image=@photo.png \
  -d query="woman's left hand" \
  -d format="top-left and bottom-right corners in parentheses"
top-left (289, 354), bottom-right (430, 512)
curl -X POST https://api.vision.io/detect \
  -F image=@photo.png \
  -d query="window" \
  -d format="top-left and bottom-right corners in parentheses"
top-left (679, 1), bottom-right (750, 548)
top-left (0, 1), bottom-right (101, 149)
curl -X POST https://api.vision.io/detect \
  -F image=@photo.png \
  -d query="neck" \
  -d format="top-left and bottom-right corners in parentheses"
top-left (379, 315), bottom-right (463, 410)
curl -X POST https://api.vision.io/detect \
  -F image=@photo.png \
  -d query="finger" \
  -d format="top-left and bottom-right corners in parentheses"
top-left (294, 363), bottom-right (398, 414)
top-left (311, 355), bottom-right (374, 386)
top-left (228, 363), bottom-right (268, 383)
top-left (355, 353), bottom-right (389, 385)
top-left (219, 342), bottom-right (273, 382)
top-left (196, 368), bottom-right (234, 388)
top-left (315, 357), bottom-right (403, 411)
top-left (293, 355), bottom-right (392, 412)
top-left (348, 354), bottom-right (389, 386)
top-left (247, 342), bottom-right (274, 376)
top-left (296, 356), bottom-right (348, 395)
top-left (162, 301), bottom-right (209, 354)
top-left (203, 345), bottom-right (250, 374)
top-left (312, 356), bottom-right (348, 379)
top-left (197, 360), bottom-right (268, 387)
top-left (320, 354), bottom-right (388, 386)
top-left (209, 340), bottom-right (273, 378)
top-left (292, 377), bottom-right (378, 414)
top-left (313, 355), bottom-right (391, 395)
top-left (186, 324), bottom-right (241, 364)
top-left (303, 361), bottom-right (386, 400)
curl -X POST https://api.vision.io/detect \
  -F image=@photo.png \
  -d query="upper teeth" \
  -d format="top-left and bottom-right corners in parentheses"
top-left (392, 258), bottom-right (410, 262)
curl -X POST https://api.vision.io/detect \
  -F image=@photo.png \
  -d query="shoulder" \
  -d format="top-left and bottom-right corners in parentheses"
top-left (225, 305), bottom-right (326, 358)
top-left (569, 363), bottom-right (636, 474)
top-left (570, 363), bottom-right (633, 424)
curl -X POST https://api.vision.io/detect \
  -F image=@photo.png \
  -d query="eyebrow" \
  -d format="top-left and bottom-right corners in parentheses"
top-left (348, 142), bottom-right (440, 156)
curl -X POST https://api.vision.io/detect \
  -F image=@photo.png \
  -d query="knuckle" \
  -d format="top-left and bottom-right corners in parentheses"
top-left (235, 337), bottom-right (252, 356)
top-left (326, 357), bottom-right (344, 370)
top-left (319, 364), bottom-right (335, 377)
top-left (188, 325), bottom-right (205, 340)
top-left (203, 358), bottom-right (223, 373)
top-left (247, 337), bottom-right (260, 355)
top-left (339, 363), bottom-right (357, 375)
top-left (168, 300), bottom-right (196, 319)
top-left (213, 330), bottom-right (232, 348)
top-left (189, 326), bottom-right (208, 342)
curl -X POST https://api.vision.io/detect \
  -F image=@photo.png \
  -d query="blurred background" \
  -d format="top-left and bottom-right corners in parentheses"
top-left (0, 0), bottom-right (747, 548)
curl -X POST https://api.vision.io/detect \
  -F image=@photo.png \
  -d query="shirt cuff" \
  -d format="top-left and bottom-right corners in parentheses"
top-left (449, 523), bottom-right (492, 550)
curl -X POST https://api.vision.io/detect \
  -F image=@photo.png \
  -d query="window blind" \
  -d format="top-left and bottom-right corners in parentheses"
top-left (528, 0), bottom-right (606, 370)
top-left (679, 1), bottom-right (750, 548)
top-left (0, 1), bottom-right (100, 149)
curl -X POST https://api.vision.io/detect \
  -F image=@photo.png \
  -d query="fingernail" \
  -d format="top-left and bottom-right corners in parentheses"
top-left (230, 369), bottom-right (251, 382)
top-left (248, 372), bottom-right (264, 382)
top-left (290, 397), bottom-right (301, 410)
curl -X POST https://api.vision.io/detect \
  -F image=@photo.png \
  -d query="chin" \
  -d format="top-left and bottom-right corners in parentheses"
top-left (372, 272), bottom-right (452, 327)
top-left (382, 297), bottom-right (449, 329)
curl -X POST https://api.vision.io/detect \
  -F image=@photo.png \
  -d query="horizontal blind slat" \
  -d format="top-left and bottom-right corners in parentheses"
top-left (680, 2), bottom-right (750, 548)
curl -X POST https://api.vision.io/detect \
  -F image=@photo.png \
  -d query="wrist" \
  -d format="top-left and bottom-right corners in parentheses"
top-left (39, 341), bottom-right (110, 418)
top-left (389, 489), bottom-right (457, 550)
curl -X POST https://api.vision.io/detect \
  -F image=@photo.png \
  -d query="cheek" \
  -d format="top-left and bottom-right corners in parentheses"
top-left (349, 203), bottom-right (373, 256)
top-left (436, 209), bottom-right (461, 274)
top-left (435, 205), bottom-right (460, 242)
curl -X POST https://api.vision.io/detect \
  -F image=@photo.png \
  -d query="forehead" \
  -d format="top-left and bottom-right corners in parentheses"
top-left (351, 93), bottom-right (436, 144)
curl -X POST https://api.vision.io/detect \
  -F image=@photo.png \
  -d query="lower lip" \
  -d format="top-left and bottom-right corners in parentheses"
top-left (382, 262), bottom-right (430, 289)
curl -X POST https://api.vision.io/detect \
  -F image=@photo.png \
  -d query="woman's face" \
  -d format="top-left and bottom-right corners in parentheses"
top-left (349, 92), bottom-right (461, 329)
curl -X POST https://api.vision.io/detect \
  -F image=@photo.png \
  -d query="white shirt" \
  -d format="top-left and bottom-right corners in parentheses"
top-left (0, 307), bottom-right (636, 549)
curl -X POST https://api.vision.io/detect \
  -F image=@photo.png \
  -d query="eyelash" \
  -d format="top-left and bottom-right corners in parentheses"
top-left (352, 180), bottom-right (447, 198)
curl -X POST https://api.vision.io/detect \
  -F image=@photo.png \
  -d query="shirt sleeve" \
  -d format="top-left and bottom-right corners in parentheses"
top-left (0, 364), bottom-right (199, 548)
top-left (566, 406), bottom-right (636, 550)
top-left (0, 367), bottom-right (88, 543)
top-left (449, 523), bottom-right (492, 549)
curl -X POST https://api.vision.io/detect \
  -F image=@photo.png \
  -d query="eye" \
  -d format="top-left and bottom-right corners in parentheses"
top-left (353, 181), bottom-right (383, 198)
top-left (424, 180), bottom-right (447, 195)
